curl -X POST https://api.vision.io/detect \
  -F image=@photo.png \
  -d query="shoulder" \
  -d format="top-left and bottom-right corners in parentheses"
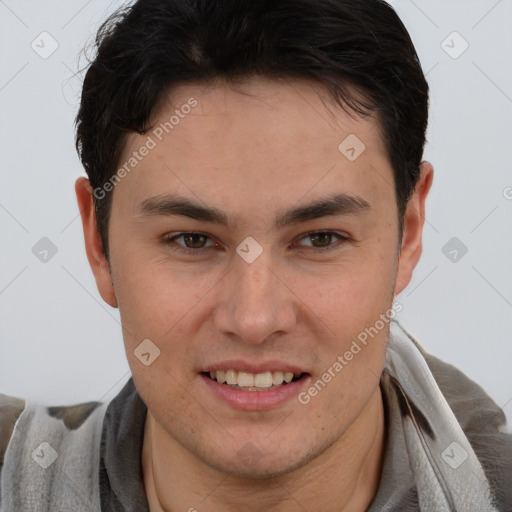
top-left (0, 393), bottom-right (108, 510)
top-left (401, 326), bottom-right (512, 508)
top-left (402, 327), bottom-right (509, 433)
top-left (424, 351), bottom-right (507, 432)
top-left (0, 393), bottom-right (26, 472)
top-left (0, 392), bottom-right (105, 473)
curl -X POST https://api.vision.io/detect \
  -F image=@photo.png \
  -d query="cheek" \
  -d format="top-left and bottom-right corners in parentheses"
top-left (299, 246), bottom-right (395, 379)
top-left (115, 252), bottom-right (199, 330)
top-left (307, 249), bottom-right (396, 322)
top-left (116, 262), bottom-right (201, 416)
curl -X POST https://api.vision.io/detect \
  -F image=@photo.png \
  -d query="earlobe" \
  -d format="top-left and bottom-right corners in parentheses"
top-left (394, 161), bottom-right (434, 296)
top-left (75, 177), bottom-right (118, 308)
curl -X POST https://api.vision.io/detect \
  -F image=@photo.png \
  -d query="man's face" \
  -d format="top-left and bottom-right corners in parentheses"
top-left (106, 79), bottom-right (401, 477)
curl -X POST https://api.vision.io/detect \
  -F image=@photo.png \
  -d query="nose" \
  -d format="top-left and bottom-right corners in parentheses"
top-left (212, 246), bottom-right (297, 345)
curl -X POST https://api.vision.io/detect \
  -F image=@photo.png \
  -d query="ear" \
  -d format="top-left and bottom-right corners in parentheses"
top-left (75, 177), bottom-right (118, 308)
top-left (394, 161), bottom-right (434, 296)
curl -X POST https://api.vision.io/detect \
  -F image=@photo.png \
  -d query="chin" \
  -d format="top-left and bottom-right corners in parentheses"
top-left (202, 451), bottom-right (309, 480)
top-left (194, 433), bottom-right (324, 481)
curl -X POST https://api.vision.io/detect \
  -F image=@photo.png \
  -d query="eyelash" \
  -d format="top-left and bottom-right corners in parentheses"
top-left (161, 231), bottom-right (350, 256)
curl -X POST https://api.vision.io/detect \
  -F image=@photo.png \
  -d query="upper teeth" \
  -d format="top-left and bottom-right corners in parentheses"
top-left (208, 370), bottom-right (297, 388)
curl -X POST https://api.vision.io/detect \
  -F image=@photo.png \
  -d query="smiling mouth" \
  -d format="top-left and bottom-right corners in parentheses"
top-left (202, 370), bottom-right (306, 391)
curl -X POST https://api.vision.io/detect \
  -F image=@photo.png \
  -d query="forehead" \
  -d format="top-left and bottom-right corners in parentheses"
top-left (114, 78), bottom-right (394, 220)
top-left (145, 77), bottom-right (388, 159)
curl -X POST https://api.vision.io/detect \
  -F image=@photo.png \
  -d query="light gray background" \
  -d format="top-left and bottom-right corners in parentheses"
top-left (1, 1), bottom-right (511, 426)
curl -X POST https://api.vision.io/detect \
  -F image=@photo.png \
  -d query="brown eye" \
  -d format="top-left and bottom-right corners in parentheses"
top-left (295, 231), bottom-right (349, 252)
top-left (162, 232), bottom-right (218, 255)
top-left (182, 233), bottom-right (208, 249)
top-left (309, 232), bottom-right (334, 248)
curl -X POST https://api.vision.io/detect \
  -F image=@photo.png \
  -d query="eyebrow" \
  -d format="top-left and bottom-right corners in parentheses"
top-left (136, 192), bottom-right (371, 230)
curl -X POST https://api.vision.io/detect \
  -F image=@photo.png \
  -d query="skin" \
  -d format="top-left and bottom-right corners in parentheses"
top-left (76, 77), bottom-right (433, 512)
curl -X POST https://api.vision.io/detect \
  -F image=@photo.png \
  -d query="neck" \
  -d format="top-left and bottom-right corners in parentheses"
top-left (142, 387), bottom-right (385, 512)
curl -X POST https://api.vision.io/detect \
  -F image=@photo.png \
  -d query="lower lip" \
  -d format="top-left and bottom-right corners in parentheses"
top-left (199, 374), bottom-right (309, 411)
